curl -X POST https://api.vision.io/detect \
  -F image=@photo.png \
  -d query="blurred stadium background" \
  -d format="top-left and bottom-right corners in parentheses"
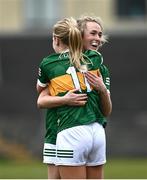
top-left (0, 0), bottom-right (147, 178)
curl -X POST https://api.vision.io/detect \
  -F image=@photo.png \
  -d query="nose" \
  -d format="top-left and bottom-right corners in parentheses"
top-left (95, 34), bottom-right (101, 44)
top-left (96, 33), bottom-right (101, 40)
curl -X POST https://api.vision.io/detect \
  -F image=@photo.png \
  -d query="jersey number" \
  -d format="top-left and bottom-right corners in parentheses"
top-left (66, 66), bottom-right (91, 92)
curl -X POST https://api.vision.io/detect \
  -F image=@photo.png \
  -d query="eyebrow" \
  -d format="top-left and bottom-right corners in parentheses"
top-left (91, 30), bottom-right (103, 34)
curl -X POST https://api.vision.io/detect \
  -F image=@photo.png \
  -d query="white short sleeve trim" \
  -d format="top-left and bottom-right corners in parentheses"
top-left (37, 79), bottom-right (47, 87)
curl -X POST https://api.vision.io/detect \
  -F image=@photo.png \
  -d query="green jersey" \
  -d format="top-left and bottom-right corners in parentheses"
top-left (38, 50), bottom-right (110, 134)
top-left (44, 109), bottom-right (57, 144)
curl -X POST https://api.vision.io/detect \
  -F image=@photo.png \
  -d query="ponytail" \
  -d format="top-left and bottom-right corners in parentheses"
top-left (68, 19), bottom-right (85, 70)
top-left (53, 17), bottom-right (87, 70)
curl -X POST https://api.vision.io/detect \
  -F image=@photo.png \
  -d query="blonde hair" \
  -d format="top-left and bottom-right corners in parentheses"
top-left (53, 17), bottom-right (86, 70)
top-left (77, 15), bottom-right (108, 46)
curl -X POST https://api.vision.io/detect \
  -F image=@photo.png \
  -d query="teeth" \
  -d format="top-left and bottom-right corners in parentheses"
top-left (91, 42), bottom-right (98, 47)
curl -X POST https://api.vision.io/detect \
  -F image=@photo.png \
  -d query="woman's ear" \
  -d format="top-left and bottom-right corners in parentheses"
top-left (54, 36), bottom-right (60, 46)
top-left (56, 38), bottom-right (60, 46)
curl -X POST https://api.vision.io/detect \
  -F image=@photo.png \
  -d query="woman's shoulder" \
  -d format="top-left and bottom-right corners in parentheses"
top-left (42, 53), bottom-right (60, 64)
top-left (84, 50), bottom-right (102, 58)
top-left (84, 50), bottom-right (103, 65)
top-left (42, 52), bottom-right (69, 64)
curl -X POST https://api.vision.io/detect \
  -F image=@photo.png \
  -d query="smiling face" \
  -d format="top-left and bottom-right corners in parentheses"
top-left (82, 21), bottom-right (103, 51)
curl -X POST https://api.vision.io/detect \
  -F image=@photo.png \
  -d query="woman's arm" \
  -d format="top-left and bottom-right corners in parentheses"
top-left (37, 87), bottom-right (88, 109)
top-left (36, 83), bottom-right (46, 94)
top-left (85, 71), bottom-right (112, 116)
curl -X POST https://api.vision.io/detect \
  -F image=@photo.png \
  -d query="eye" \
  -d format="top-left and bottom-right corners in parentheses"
top-left (99, 32), bottom-right (102, 38)
top-left (90, 32), bottom-right (96, 35)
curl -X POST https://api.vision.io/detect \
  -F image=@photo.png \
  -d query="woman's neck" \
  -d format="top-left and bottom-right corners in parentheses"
top-left (58, 47), bottom-right (69, 53)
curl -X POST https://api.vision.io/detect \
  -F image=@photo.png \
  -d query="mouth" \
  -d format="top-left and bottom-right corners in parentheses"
top-left (91, 42), bottom-right (99, 49)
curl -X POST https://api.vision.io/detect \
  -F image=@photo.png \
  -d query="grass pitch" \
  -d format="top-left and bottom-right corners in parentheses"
top-left (0, 157), bottom-right (147, 179)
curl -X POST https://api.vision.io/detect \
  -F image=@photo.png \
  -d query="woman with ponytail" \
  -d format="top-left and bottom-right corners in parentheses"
top-left (37, 16), bottom-right (112, 179)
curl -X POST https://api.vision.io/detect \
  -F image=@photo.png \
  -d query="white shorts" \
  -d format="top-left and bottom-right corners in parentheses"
top-left (43, 143), bottom-right (56, 164)
top-left (56, 122), bottom-right (106, 166)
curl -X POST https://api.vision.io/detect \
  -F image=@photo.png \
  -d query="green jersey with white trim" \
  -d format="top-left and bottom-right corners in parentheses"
top-left (38, 50), bottom-right (110, 135)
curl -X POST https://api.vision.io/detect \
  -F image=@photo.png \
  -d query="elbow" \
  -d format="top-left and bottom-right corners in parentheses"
top-left (102, 105), bottom-right (112, 117)
top-left (37, 99), bottom-right (43, 109)
top-left (103, 111), bottom-right (110, 117)
top-left (103, 109), bottom-right (112, 117)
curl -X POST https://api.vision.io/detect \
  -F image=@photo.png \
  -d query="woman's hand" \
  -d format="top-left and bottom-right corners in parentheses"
top-left (64, 89), bottom-right (88, 106)
top-left (85, 71), bottom-right (112, 116)
top-left (85, 71), bottom-right (107, 93)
